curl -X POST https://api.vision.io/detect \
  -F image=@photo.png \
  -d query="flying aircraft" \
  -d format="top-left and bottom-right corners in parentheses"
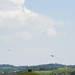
top-left (50, 55), bottom-right (54, 57)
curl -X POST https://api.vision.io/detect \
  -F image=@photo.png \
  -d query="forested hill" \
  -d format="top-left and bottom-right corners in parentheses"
top-left (0, 64), bottom-right (75, 73)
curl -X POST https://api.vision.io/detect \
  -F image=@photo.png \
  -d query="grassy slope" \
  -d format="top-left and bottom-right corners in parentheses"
top-left (17, 68), bottom-right (75, 75)
top-left (18, 72), bottom-right (40, 75)
top-left (35, 70), bottom-right (53, 75)
top-left (35, 68), bottom-right (75, 75)
top-left (35, 70), bottom-right (52, 73)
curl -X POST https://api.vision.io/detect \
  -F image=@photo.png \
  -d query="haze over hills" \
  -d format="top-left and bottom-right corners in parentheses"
top-left (0, 63), bottom-right (75, 73)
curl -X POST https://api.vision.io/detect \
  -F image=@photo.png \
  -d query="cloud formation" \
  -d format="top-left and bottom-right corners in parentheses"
top-left (0, 0), bottom-right (64, 41)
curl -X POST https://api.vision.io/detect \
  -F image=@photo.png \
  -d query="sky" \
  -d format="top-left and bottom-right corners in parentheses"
top-left (0, 0), bottom-right (75, 66)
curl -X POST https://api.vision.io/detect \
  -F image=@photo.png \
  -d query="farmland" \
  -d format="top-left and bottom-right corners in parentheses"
top-left (0, 64), bottom-right (75, 75)
top-left (35, 68), bottom-right (75, 75)
top-left (35, 70), bottom-right (52, 75)
top-left (17, 68), bottom-right (75, 75)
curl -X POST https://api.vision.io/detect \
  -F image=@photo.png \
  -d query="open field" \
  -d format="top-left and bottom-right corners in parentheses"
top-left (18, 72), bottom-right (40, 75)
top-left (35, 70), bottom-right (52, 74)
top-left (2, 67), bottom-right (75, 75)
top-left (35, 68), bottom-right (75, 75)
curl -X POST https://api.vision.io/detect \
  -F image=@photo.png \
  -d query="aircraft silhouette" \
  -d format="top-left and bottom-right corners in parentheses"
top-left (50, 55), bottom-right (54, 57)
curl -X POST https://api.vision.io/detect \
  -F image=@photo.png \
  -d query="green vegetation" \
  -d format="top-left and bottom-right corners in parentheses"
top-left (18, 72), bottom-right (40, 75)
top-left (1, 68), bottom-right (75, 75)
top-left (0, 64), bottom-right (66, 73)
top-left (35, 70), bottom-right (52, 75)
top-left (49, 68), bottom-right (75, 75)
top-left (36, 68), bottom-right (75, 75)
top-left (0, 64), bottom-right (75, 75)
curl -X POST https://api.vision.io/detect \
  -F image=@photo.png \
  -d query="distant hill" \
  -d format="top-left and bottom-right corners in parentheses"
top-left (0, 64), bottom-right (75, 73)
top-left (28, 63), bottom-right (66, 71)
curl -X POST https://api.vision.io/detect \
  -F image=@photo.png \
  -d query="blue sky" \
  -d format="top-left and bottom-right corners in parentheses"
top-left (25, 0), bottom-right (75, 20)
top-left (0, 0), bottom-right (75, 66)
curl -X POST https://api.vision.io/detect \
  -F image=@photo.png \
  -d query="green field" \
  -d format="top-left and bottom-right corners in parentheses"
top-left (18, 72), bottom-right (40, 75)
top-left (35, 70), bottom-right (52, 74)
top-left (35, 70), bottom-right (53, 75)
top-left (35, 68), bottom-right (75, 75)
top-left (17, 70), bottom-right (53, 75)
top-left (17, 68), bottom-right (75, 75)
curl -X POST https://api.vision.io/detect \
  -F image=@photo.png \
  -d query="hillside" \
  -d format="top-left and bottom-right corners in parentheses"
top-left (35, 68), bottom-right (75, 75)
top-left (0, 64), bottom-right (75, 73)
top-left (18, 72), bottom-right (40, 75)
top-left (50, 68), bottom-right (75, 75)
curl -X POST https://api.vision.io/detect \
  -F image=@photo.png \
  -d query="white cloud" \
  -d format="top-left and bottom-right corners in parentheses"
top-left (0, 32), bottom-right (32, 41)
top-left (0, 0), bottom-right (65, 41)
top-left (47, 27), bottom-right (57, 36)
top-left (10, 0), bottom-right (25, 5)
top-left (15, 32), bottom-right (32, 40)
